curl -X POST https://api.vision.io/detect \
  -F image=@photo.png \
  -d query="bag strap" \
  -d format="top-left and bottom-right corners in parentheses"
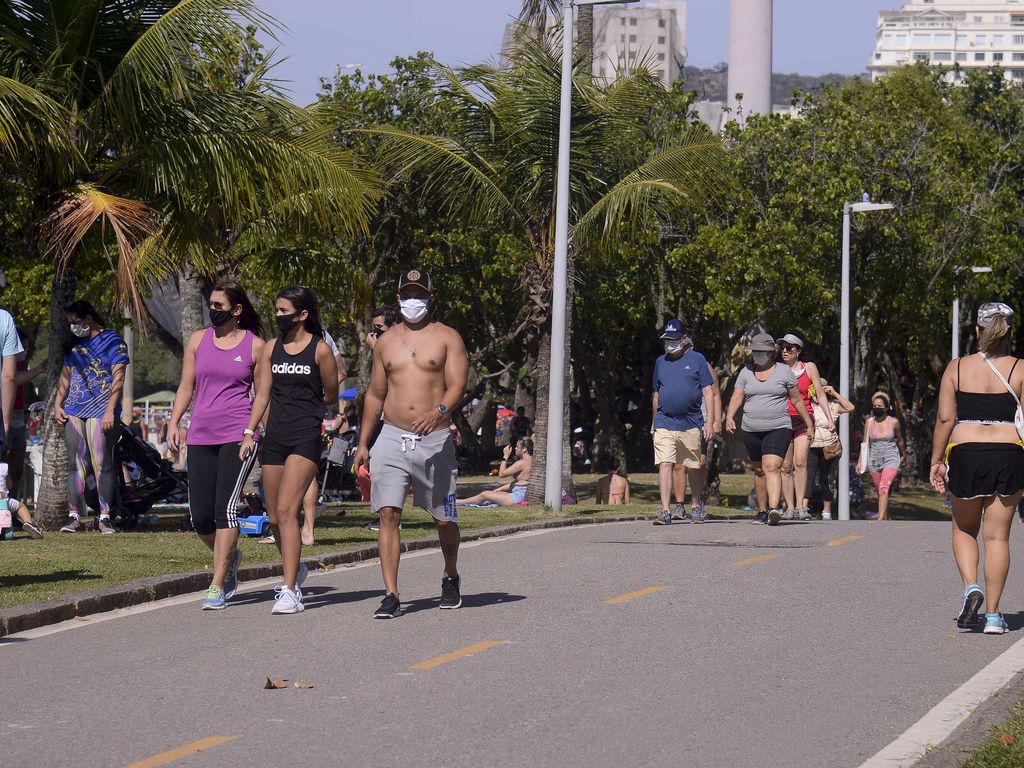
top-left (981, 354), bottom-right (1023, 409)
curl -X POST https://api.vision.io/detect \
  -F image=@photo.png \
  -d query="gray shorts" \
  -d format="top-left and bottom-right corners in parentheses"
top-left (369, 424), bottom-right (459, 521)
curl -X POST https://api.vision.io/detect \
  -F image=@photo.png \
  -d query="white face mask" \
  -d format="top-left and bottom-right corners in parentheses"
top-left (70, 323), bottom-right (90, 338)
top-left (752, 351), bottom-right (771, 366)
top-left (400, 298), bottom-right (429, 323)
top-left (664, 340), bottom-right (683, 355)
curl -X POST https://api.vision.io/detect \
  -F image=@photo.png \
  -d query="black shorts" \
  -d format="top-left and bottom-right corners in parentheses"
top-left (790, 414), bottom-right (811, 441)
top-left (261, 432), bottom-right (323, 466)
top-left (742, 428), bottom-right (793, 463)
top-left (947, 443), bottom-right (1024, 500)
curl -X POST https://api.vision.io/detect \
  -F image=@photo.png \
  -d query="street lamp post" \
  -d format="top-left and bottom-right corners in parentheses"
top-left (952, 266), bottom-right (993, 359)
top-left (545, 0), bottom-right (633, 510)
top-left (837, 197), bottom-right (894, 522)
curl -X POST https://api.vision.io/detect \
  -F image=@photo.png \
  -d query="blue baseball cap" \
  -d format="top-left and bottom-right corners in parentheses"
top-left (660, 319), bottom-right (691, 340)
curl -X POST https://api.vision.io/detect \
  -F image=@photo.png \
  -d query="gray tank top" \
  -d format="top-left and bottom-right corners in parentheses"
top-left (867, 416), bottom-right (900, 471)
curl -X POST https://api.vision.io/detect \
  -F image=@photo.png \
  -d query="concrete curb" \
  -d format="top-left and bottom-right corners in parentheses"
top-left (0, 514), bottom-right (658, 638)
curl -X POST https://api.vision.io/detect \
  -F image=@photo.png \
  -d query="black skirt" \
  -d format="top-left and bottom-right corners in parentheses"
top-left (947, 443), bottom-right (1024, 500)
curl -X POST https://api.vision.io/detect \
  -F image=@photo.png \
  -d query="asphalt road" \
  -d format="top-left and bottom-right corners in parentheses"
top-left (1, 519), bottom-right (1020, 768)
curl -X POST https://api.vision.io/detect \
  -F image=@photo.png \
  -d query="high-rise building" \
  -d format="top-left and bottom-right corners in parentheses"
top-left (868, 0), bottom-right (1024, 82)
top-left (592, 0), bottom-right (687, 87)
top-left (505, 1), bottom-right (686, 88)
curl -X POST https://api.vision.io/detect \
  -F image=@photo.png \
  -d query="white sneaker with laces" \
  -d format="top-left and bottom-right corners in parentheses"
top-left (272, 586), bottom-right (305, 614)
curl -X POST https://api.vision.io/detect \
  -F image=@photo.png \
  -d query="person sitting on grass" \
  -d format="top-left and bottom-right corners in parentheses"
top-left (457, 438), bottom-right (532, 507)
top-left (594, 456), bottom-right (630, 505)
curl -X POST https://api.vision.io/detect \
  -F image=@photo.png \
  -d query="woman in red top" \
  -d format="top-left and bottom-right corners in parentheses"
top-left (778, 334), bottom-right (834, 520)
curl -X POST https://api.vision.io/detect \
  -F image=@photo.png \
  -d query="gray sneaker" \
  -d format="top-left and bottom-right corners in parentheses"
top-left (780, 508), bottom-right (795, 521)
top-left (671, 503), bottom-right (689, 522)
top-left (60, 516), bottom-right (81, 533)
top-left (691, 504), bottom-right (706, 523)
top-left (653, 509), bottom-right (672, 526)
top-left (767, 509), bottom-right (782, 526)
top-left (98, 517), bottom-right (116, 535)
top-left (796, 506), bottom-right (812, 521)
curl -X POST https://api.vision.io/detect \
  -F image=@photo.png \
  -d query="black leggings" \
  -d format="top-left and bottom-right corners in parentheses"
top-left (806, 448), bottom-right (835, 503)
top-left (187, 442), bottom-right (257, 534)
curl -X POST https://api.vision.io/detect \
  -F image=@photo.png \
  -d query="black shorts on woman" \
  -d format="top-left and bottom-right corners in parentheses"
top-left (742, 428), bottom-right (793, 462)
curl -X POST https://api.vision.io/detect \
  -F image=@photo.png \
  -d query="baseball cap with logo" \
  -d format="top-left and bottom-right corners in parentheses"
top-left (398, 267), bottom-right (433, 293)
top-left (660, 319), bottom-right (691, 341)
top-left (776, 333), bottom-right (804, 348)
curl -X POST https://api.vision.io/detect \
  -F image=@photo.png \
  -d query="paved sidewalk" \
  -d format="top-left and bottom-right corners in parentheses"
top-left (1, 519), bottom-right (1018, 767)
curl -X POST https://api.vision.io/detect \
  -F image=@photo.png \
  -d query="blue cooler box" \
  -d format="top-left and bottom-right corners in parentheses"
top-left (238, 514), bottom-right (270, 537)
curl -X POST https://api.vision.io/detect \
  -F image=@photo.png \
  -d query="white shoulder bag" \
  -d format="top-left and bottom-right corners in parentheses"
top-left (980, 354), bottom-right (1024, 443)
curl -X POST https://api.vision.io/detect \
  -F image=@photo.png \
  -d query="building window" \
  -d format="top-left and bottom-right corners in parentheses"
top-left (934, 33), bottom-right (952, 46)
top-left (620, 34), bottom-right (625, 42)
top-left (1015, 14), bottom-right (1024, 27)
top-left (658, 36), bottom-right (665, 45)
top-left (1015, 35), bottom-right (1024, 45)
top-left (956, 52), bottom-right (968, 61)
top-left (657, 52), bottom-right (665, 61)
top-left (1014, 69), bottom-right (1024, 78)
top-left (912, 33), bottom-right (931, 44)
top-left (655, 69), bottom-right (664, 78)
top-left (994, 35), bottom-right (1005, 46)
top-left (895, 34), bottom-right (907, 45)
top-left (629, 51), bottom-right (637, 59)
top-left (975, 52), bottom-right (986, 61)
top-left (974, 16), bottom-right (984, 24)
top-left (1014, 52), bottom-right (1024, 61)
top-left (629, 17), bottom-right (637, 26)
top-left (994, 52), bottom-right (1004, 61)
top-left (933, 51), bottom-right (951, 61)
top-left (996, 16), bottom-right (1005, 24)
top-left (621, 18), bottom-right (626, 26)
top-left (913, 52), bottom-right (929, 61)
top-left (957, 34), bottom-right (968, 46)
top-left (629, 34), bottom-right (636, 42)
top-left (875, 52), bottom-right (882, 60)
top-left (658, 19), bottom-right (665, 28)
top-left (976, 35), bottom-right (987, 45)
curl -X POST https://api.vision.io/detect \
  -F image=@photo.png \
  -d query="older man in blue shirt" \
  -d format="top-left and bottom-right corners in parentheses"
top-left (651, 319), bottom-right (715, 525)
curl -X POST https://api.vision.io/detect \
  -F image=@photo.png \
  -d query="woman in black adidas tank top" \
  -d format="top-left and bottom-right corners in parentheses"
top-left (243, 286), bottom-right (339, 615)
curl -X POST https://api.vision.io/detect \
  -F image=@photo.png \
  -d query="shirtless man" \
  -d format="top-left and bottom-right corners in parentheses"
top-left (354, 268), bottom-right (469, 619)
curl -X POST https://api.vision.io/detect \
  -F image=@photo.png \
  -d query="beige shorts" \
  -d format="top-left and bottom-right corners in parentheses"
top-left (653, 427), bottom-right (702, 469)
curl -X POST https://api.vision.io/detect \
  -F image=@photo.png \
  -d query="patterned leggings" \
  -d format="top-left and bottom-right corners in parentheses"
top-left (64, 417), bottom-right (119, 515)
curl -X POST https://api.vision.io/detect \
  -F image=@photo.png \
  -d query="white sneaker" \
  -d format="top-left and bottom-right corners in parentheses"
top-left (272, 586), bottom-right (305, 614)
top-left (822, 511), bottom-right (832, 521)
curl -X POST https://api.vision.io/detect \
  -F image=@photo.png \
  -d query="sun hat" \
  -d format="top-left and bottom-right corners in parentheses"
top-left (776, 333), bottom-right (804, 348)
top-left (748, 332), bottom-right (776, 352)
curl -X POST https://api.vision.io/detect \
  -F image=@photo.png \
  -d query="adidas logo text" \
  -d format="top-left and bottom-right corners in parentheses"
top-left (272, 363), bottom-right (312, 375)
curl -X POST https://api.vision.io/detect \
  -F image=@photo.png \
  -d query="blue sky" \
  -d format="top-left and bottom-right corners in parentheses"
top-left (256, 0), bottom-right (898, 105)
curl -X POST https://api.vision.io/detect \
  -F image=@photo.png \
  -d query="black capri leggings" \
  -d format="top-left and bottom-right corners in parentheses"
top-left (741, 427), bottom-right (793, 462)
top-left (187, 442), bottom-right (258, 535)
top-left (806, 447), bottom-right (835, 503)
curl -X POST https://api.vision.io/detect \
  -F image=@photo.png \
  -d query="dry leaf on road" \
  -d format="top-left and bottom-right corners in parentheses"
top-left (264, 677), bottom-right (289, 689)
top-left (318, 562), bottom-right (336, 571)
top-left (294, 682), bottom-right (315, 689)
top-left (1000, 734), bottom-right (1015, 746)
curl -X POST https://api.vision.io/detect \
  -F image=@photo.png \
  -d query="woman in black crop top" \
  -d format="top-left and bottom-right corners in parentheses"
top-left (242, 286), bottom-right (339, 615)
top-left (931, 302), bottom-right (1024, 635)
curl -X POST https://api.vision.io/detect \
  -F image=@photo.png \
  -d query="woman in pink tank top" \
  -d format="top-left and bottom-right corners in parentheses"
top-left (167, 281), bottom-right (265, 611)
top-left (778, 333), bottom-right (834, 520)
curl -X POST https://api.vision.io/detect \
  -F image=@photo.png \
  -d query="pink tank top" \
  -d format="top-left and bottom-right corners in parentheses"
top-left (186, 329), bottom-right (256, 445)
top-left (787, 364), bottom-right (813, 416)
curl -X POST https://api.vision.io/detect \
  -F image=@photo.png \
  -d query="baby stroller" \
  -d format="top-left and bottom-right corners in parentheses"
top-left (319, 428), bottom-right (360, 503)
top-left (84, 429), bottom-right (188, 530)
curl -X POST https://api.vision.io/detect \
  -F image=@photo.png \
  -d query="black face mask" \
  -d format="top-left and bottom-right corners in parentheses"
top-left (276, 313), bottom-right (298, 333)
top-left (872, 407), bottom-right (886, 417)
top-left (209, 309), bottom-right (234, 327)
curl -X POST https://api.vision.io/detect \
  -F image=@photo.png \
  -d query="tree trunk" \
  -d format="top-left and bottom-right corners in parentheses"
top-left (179, 270), bottom-right (209, 344)
top-left (36, 267), bottom-right (76, 528)
top-left (578, 3), bottom-right (595, 75)
top-left (527, 326), bottom-right (552, 505)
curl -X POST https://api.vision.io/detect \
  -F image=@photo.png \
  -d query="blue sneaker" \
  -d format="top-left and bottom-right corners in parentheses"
top-left (201, 586), bottom-right (226, 610)
top-left (983, 613), bottom-right (1009, 635)
top-left (957, 583), bottom-right (985, 628)
top-left (223, 547), bottom-right (243, 600)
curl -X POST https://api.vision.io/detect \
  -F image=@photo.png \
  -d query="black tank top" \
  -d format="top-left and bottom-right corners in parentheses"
top-left (267, 335), bottom-right (325, 438)
top-left (955, 358), bottom-right (1020, 423)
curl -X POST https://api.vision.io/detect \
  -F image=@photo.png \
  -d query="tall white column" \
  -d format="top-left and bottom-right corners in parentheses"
top-left (727, 0), bottom-right (773, 121)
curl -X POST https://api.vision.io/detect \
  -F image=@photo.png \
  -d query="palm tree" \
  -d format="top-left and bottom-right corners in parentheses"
top-left (364, 28), bottom-right (728, 502)
top-left (0, 1), bottom-right (378, 525)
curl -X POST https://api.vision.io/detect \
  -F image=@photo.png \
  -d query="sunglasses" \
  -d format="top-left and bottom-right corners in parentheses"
top-left (780, 344), bottom-right (800, 352)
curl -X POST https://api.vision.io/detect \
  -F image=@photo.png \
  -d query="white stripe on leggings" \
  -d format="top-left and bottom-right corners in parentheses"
top-left (226, 447), bottom-right (258, 528)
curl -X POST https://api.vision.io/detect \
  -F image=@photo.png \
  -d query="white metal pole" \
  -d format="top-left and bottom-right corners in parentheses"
top-left (837, 204), bottom-right (851, 521)
top-left (545, 0), bottom-right (574, 511)
top-left (952, 297), bottom-right (960, 360)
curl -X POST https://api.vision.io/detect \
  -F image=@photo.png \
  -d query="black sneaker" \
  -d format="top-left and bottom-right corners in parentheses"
top-left (751, 510), bottom-right (768, 525)
top-left (373, 592), bottom-right (402, 619)
top-left (439, 575), bottom-right (462, 609)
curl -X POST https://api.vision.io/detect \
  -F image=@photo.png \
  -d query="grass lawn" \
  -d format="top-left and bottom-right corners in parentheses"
top-left (0, 472), bottom-right (950, 610)
top-left (957, 702), bottom-right (1024, 767)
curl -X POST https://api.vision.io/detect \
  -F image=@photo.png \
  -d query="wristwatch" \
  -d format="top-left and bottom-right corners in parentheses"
top-left (436, 404), bottom-right (448, 415)
top-left (243, 428), bottom-right (256, 437)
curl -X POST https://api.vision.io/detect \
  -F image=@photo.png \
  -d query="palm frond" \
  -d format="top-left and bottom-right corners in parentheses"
top-left (0, 74), bottom-right (81, 176)
top-left (42, 184), bottom-right (162, 321)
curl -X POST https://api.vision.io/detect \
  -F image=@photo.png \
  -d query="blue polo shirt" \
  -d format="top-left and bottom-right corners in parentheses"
top-left (653, 349), bottom-right (714, 431)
